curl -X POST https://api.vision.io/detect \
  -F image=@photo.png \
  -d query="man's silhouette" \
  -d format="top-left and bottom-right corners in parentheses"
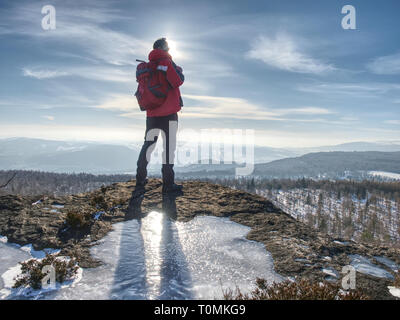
top-left (135, 38), bottom-right (184, 195)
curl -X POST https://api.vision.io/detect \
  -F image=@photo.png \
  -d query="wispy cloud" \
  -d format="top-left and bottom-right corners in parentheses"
top-left (367, 52), bottom-right (400, 75)
top-left (284, 107), bottom-right (334, 115)
top-left (94, 94), bottom-right (141, 114)
top-left (42, 115), bottom-right (55, 121)
top-left (22, 68), bottom-right (69, 79)
top-left (93, 93), bottom-right (335, 121)
top-left (22, 66), bottom-right (133, 83)
top-left (297, 82), bottom-right (400, 98)
top-left (246, 33), bottom-right (335, 74)
top-left (6, 2), bottom-right (149, 67)
top-left (182, 94), bottom-right (335, 120)
top-left (0, 123), bottom-right (144, 143)
top-left (384, 120), bottom-right (400, 125)
top-left (182, 94), bottom-right (279, 120)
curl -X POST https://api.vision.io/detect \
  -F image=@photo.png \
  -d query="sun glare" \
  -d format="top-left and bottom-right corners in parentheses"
top-left (167, 39), bottom-right (183, 60)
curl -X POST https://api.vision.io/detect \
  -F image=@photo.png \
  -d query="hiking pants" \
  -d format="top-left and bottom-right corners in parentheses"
top-left (136, 113), bottom-right (178, 186)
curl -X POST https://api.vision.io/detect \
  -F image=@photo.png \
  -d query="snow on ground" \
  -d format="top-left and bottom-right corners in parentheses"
top-left (1, 212), bottom-right (283, 300)
top-left (1, 261), bottom-right (82, 299)
top-left (368, 171), bottom-right (400, 180)
top-left (0, 236), bottom-right (80, 299)
top-left (0, 241), bottom-right (31, 294)
top-left (261, 187), bottom-right (400, 243)
top-left (388, 286), bottom-right (400, 298)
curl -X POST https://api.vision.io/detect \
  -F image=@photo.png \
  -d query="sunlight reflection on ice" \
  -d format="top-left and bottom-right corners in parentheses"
top-left (1, 211), bottom-right (283, 300)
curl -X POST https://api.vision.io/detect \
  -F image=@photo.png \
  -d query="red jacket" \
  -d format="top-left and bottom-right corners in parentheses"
top-left (146, 49), bottom-right (184, 117)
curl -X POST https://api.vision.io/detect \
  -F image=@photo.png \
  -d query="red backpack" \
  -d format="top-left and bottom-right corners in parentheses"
top-left (134, 59), bottom-right (169, 111)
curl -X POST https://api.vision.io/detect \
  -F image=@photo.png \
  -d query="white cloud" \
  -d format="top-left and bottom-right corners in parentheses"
top-left (182, 94), bottom-right (335, 120)
top-left (384, 120), bottom-right (400, 125)
top-left (0, 124), bottom-right (145, 143)
top-left (297, 82), bottom-right (400, 98)
top-left (94, 94), bottom-right (142, 115)
top-left (367, 52), bottom-right (400, 75)
top-left (22, 66), bottom-right (133, 83)
top-left (284, 107), bottom-right (334, 115)
top-left (246, 34), bottom-right (335, 74)
top-left (42, 115), bottom-right (55, 121)
top-left (182, 94), bottom-right (279, 120)
top-left (7, 2), bottom-right (149, 67)
top-left (22, 68), bottom-right (69, 79)
top-left (93, 93), bottom-right (335, 121)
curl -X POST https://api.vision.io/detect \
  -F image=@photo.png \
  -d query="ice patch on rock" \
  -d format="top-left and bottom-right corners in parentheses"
top-left (322, 268), bottom-right (338, 278)
top-left (333, 240), bottom-right (349, 245)
top-left (294, 258), bottom-right (309, 263)
top-left (26, 212), bottom-right (283, 300)
top-left (349, 255), bottom-right (394, 279)
top-left (374, 256), bottom-right (399, 272)
top-left (1, 212), bottom-right (283, 300)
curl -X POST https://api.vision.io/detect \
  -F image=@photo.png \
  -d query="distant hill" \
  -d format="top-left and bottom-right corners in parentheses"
top-left (2, 138), bottom-right (400, 175)
top-left (254, 151), bottom-right (400, 178)
top-left (177, 151), bottom-right (400, 179)
top-left (0, 138), bottom-right (139, 174)
top-left (301, 141), bottom-right (400, 153)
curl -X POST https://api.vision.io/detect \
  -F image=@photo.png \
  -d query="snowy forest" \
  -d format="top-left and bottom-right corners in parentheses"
top-left (212, 177), bottom-right (400, 247)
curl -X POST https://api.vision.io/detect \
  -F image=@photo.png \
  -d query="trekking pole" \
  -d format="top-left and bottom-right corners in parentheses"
top-left (136, 59), bottom-right (146, 63)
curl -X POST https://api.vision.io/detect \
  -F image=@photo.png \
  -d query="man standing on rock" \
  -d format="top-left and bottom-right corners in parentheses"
top-left (134, 38), bottom-right (184, 196)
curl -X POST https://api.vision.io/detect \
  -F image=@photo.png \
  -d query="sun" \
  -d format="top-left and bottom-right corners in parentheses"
top-left (166, 39), bottom-right (183, 60)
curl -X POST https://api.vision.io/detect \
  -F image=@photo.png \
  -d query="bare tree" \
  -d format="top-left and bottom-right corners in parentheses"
top-left (0, 172), bottom-right (17, 188)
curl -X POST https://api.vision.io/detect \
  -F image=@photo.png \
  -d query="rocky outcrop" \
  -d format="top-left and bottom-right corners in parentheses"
top-left (0, 179), bottom-right (399, 299)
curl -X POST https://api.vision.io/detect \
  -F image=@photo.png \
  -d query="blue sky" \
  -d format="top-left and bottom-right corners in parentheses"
top-left (0, 0), bottom-right (399, 147)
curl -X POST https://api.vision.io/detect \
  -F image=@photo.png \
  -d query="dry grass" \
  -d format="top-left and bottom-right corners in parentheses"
top-left (13, 254), bottom-right (79, 290)
top-left (223, 278), bottom-right (369, 300)
top-left (65, 208), bottom-right (93, 229)
top-left (90, 193), bottom-right (108, 211)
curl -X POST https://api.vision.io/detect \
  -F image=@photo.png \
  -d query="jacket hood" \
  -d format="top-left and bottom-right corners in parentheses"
top-left (148, 49), bottom-right (172, 61)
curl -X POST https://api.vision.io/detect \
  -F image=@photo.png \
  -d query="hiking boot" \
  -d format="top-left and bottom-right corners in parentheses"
top-left (162, 183), bottom-right (183, 195)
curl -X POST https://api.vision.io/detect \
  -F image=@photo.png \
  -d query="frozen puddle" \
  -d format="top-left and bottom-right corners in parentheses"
top-left (64, 212), bottom-right (282, 300)
top-left (1, 212), bottom-right (283, 300)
